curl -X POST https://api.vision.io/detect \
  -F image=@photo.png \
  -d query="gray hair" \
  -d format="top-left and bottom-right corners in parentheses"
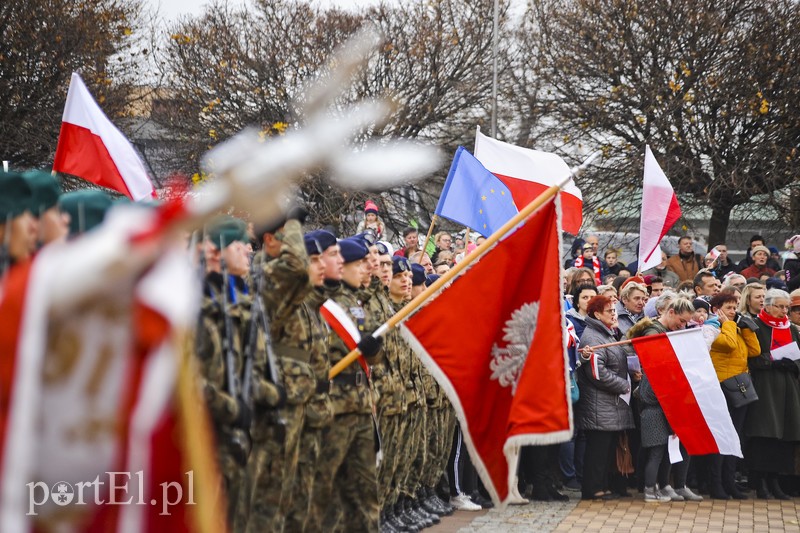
top-left (620, 282), bottom-right (648, 301)
top-left (723, 274), bottom-right (746, 287)
top-left (655, 290), bottom-right (678, 313)
top-left (764, 288), bottom-right (791, 307)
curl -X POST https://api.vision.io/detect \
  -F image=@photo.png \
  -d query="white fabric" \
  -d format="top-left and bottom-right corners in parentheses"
top-left (638, 146), bottom-right (679, 272)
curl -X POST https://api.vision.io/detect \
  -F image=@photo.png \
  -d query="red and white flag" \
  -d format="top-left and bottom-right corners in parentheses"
top-left (401, 198), bottom-right (572, 505)
top-left (474, 128), bottom-right (583, 234)
top-left (53, 72), bottom-right (156, 201)
top-left (631, 328), bottom-right (742, 457)
top-left (320, 299), bottom-right (372, 377)
top-left (637, 146), bottom-right (681, 272)
top-left (0, 208), bottom-right (211, 532)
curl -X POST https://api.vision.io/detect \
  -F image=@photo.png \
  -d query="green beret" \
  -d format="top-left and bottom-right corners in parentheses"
top-left (59, 190), bottom-right (114, 236)
top-left (22, 170), bottom-right (62, 217)
top-left (206, 216), bottom-right (249, 249)
top-left (0, 171), bottom-right (34, 221)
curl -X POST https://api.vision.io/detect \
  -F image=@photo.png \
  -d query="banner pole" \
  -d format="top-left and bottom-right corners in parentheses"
top-left (329, 151), bottom-right (600, 379)
top-left (420, 214), bottom-right (438, 261)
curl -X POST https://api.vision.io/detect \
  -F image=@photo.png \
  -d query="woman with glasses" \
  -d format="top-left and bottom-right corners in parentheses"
top-left (745, 289), bottom-right (800, 499)
top-left (575, 294), bottom-right (634, 500)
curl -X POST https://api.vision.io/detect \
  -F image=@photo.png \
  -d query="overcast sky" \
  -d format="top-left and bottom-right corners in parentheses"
top-left (150, 0), bottom-right (384, 22)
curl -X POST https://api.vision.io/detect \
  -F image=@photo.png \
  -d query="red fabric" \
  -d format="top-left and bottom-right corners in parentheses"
top-left (403, 200), bottom-right (569, 503)
top-left (53, 121), bottom-right (134, 199)
top-left (631, 333), bottom-right (720, 455)
top-left (757, 309), bottom-right (794, 359)
top-left (0, 260), bottom-right (34, 488)
top-left (493, 173), bottom-right (582, 234)
top-left (573, 256), bottom-right (602, 284)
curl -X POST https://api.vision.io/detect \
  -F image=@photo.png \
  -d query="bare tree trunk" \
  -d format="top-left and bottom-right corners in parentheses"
top-left (707, 204), bottom-right (731, 249)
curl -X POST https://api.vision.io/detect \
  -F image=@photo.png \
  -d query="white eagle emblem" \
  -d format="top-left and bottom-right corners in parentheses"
top-left (489, 302), bottom-right (539, 394)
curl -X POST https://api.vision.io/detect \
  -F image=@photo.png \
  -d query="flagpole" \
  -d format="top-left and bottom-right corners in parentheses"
top-left (329, 150), bottom-right (601, 379)
top-left (491, 0), bottom-right (499, 137)
top-left (420, 214), bottom-right (438, 261)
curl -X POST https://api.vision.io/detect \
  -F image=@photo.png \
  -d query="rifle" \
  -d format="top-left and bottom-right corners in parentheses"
top-left (219, 237), bottom-right (240, 400)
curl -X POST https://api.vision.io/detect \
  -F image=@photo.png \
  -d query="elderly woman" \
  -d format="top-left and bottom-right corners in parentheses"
top-left (738, 282), bottom-right (766, 318)
top-left (707, 292), bottom-right (761, 499)
top-left (616, 281), bottom-right (648, 335)
top-left (745, 288), bottom-right (800, 499)
top-left (575, 294), bottom-right (635, 500)
top-left (628, 297), bottom-right (703, 503)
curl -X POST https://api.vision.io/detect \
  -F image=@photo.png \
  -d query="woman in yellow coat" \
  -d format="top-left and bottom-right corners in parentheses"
top-left (707, 292), bottom-right (761, 499)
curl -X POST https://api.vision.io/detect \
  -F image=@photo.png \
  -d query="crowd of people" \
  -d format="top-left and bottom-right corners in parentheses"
top-left (4, 173), bottom-right (800, 533)
top-left (564, 233), bottom-right (800, 503)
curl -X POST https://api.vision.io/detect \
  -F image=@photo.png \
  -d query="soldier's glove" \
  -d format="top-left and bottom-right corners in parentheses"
top-left (235, 398), bottom-right (253, 430)
top-left (357, 335), bottom-right (383, 357)
top-left (287, 204), bottom-right (309, 225)
top-left (735, 313), bottom-right (758, 331)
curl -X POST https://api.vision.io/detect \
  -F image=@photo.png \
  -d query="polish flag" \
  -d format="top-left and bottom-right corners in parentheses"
top-left (53, 72), bottom-right (156, 201)
top-left (637, 146), bottom-right (681, 272)
top-left (631, 328), bottom-right (742, 457)
top-left (401, 198), bottom-right (572, 505)
top-left (320, 299), bottom-right (370, 376)
top-left (474, 128), bottom-right (583, 234)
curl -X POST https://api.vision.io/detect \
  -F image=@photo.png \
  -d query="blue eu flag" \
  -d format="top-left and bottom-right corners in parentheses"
top-left (435, 146), bottom-right (519, 237)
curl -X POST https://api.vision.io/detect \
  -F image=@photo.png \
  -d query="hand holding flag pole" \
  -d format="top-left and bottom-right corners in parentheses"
top-left (330, 150), bottom-right (601, 379)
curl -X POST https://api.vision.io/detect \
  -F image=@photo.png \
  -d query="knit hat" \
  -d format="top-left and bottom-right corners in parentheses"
top-left (751, 245), bottom-right (770, 258)
top-left (59, 189), bottom-right (113, 235)
top-left (22, 170), bottom-right (61, 216)
top-left (786, 235), bottom-right (800, 254)
top-left (338, 237), bottom-right (368, 263)
top-left (620, 275), bottom-right (646, 291)
top-left (392, 256), bottom-right (411, 275)
top-left (305, 229), bottom-right (337, 252)
top-left (692, 298), bottom-right (711, 314)
top-left (364, 200), bottom-right (379, 215)
top-left (410, 263), bottom-right (426, 286)
top-left (765, 277), bottom-right (788, 292)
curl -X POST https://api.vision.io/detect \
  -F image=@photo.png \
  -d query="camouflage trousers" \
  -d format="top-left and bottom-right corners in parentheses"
top-left (376, 413), bottom-right (402, 507)
top-left (311, 412), bottom-right (380, 533)
top-left (218, 444), bottom-right (245, 530)
top-left (391, 403), bottom-right (427, 501)
top-left (234, 403), bottom-right (305, 533)
top-left (284, 427), bottom-right (322, 532)
top-left (422, 405), bottom-right (453, 489)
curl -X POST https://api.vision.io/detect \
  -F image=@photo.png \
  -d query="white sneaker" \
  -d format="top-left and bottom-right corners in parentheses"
top-left (643, 486), bottom-right (671, 503)
top-left (659, 484), bottom-right (684, 502)
top-left (450, 494), bottom-right (482, 511)
top-left (675, 486), bottom-right (703, 501)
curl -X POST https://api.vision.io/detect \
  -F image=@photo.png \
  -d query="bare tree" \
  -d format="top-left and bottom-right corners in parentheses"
top-left (0, 0), bottom-right (150, 169)
top-left (515, 0), bottom-right (800, 246)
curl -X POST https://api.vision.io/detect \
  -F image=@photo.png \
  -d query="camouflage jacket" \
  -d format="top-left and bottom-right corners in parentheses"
top-left (389, 295), bottom-right (425, 407)
top-left (361, 277), bottom-right (405, 417)
top-left (325, 280), bottom-right (383, 415)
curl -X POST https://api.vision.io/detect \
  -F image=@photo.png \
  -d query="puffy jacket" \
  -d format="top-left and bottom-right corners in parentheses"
top-left (615, 300), bottom-right (643, 337)
top-left (709, 320), bottom-right (761, 382)
top-left (575, 316), bottom-right (635, 432)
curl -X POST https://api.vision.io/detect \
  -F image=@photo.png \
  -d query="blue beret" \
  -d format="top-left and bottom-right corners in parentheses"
top-left (304, 235), bottom-right (323, 256)
top-left (376, 241), bottom-right (393, 256)
top-left (411, 263), bottom-right (426, 286)
top-left (356, 230), bottom-right (377, 247)
top-left (305, 229), bottom-right (337, 252)
top-left (425, 274), bottom-right (440, 287)
top-left (392, 256), bottom-right (411, 275)
top-left (339, 237), bottom-right (369, 263)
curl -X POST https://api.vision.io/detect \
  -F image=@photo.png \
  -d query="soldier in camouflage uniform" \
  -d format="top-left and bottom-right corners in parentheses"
top-left (283, 230), bottom-right (336, 532)
top-left (312, 237), bottom-right (384, 532)
top-left (235, 212), bottom-right (316, 533)
top-left (195, 217), bottom-right (284, 529)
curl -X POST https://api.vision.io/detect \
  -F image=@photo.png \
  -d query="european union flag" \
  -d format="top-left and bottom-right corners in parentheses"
top-left (435, 146), bottom-right (519, 238)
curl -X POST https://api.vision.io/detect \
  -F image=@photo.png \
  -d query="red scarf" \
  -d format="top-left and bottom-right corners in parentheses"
top-left (758, 308), bottom-right (797, 360)
top-left (574, 256), bottom-right (602, 285)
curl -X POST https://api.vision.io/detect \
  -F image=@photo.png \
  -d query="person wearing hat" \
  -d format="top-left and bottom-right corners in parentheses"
top-left (0, 171), bottom-right (37, 276)
top-left (356, 199), bottom-right (385, 239)
top-left (410, 263), bottom-right (427, 298)
top-left (312, 236), bottom-right (384, 533)
top-left (574, 240), bottom-right (604, 285)
top-left (789, 289), bottom-right (800, 328)
top-left (282, 233), bottom-right (339, 532)
top-left (58, 189), bottom-right (113, 237)
top-left (740, 245), bottom-right (777, 280)
top-left (22, 170), bottom-right (69, 246)
top-left (237, 205), bottom-right (318, 533)
top-left (197, 215), bottom-right (285, 528)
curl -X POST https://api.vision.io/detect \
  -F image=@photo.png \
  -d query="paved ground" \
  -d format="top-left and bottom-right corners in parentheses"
top-left (428, 493), bottom-right (800, 532)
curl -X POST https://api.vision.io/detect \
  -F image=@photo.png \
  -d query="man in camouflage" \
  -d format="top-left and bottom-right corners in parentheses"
top-left (312, 236), bottom-right (384, 532)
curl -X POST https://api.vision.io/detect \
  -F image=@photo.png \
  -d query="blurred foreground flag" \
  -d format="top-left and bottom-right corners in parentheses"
top-left (401, 198), bottom-right (571, 506)
top-left (53, 72), bottom-right (156, 201)
top-left (474, 128), bottom-right (582, 234)
top-left (435, 147), bottom-right (519, 238)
